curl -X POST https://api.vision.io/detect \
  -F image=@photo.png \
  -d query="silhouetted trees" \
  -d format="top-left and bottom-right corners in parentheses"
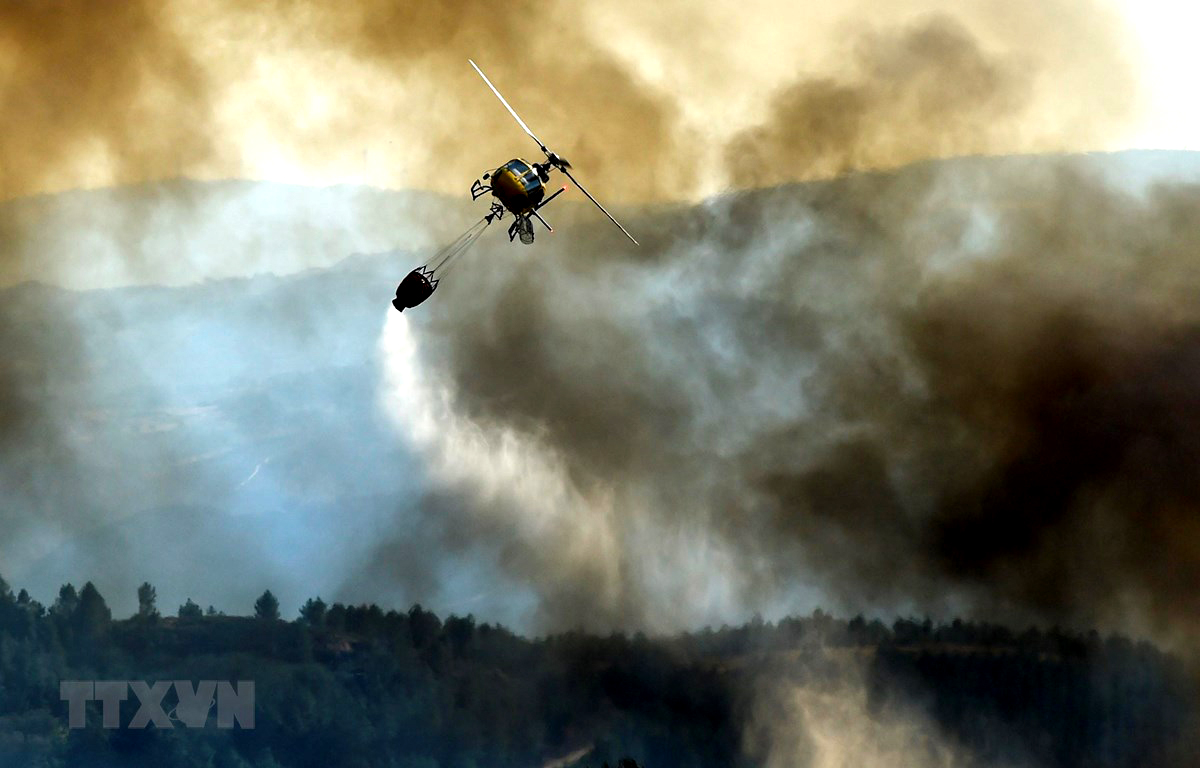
top-left (177, 598), bottom-right (203, 619)
top-left (299, 597), bottom-right (326, 627)
top-left (0, 573), bottom-right (1193, 768)
top-left (72, 582), bottom-right (111, 642)
top-left (52, 583), bottom-right (78, 616)
top-left (136, 582), bottom-right (158, 619)
top-left (254, 589), bottom-right (280, 621)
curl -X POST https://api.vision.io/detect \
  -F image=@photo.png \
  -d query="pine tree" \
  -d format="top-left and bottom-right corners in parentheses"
top-left (137, 582), bottom-right (159, 619)
top-left (255, 590), bottom-right (280, 621)
top-left (178, 598), bottom-right (203, 619)
top-left (299, 597), bottom-right (327, 627)
top-left (73, 582), bottom-right (111, 642)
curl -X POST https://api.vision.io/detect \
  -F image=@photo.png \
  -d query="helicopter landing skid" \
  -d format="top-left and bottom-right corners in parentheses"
top-left (470, 178), bottom-right (492, 200)
top-left (484, 201), bottom-right (506, 224)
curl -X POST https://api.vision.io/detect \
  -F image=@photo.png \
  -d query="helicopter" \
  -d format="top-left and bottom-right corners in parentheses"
top-left (392, 59), bottom-right (638, 313)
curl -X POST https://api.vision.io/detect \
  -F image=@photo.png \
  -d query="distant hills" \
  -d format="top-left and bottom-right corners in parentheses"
top-left (0, 252), bottom-right (424, 618)
top-left (3, 150), bottom-right (1199, 291)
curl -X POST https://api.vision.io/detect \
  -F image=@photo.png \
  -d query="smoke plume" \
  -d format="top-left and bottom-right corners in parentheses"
top-left (379, 151), bottom-right (1200, 646)
top-left (3, 0), bottom-right (1140, 205)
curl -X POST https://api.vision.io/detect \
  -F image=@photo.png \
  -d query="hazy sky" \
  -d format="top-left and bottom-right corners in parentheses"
top-left (1114, 0), bottom-right (1200, 151)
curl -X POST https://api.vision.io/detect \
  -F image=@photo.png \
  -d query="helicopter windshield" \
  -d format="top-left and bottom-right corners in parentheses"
top-left (501, 159), bottom-right (542, 189)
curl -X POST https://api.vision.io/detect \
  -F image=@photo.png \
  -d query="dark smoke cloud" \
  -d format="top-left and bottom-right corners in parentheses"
top-left (365, 4), bottom-right (1156, 636)
top-left (385, 152), bottom-right (1200, 645)
top-left (907, 176), bottom-right (1200, 640)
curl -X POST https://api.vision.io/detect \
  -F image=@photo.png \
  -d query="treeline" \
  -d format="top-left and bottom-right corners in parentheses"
top-left (0, 576), bottom-right (1194, 767)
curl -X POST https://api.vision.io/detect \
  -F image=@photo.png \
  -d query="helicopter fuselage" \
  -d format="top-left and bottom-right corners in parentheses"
top-left (391, 60), bottom-right (637, 315)
top-left (490, 158), bottom-right (546, 215)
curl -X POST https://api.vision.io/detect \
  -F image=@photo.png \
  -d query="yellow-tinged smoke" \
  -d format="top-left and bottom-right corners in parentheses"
top-left (2, 0), bottom-right (1142, 203)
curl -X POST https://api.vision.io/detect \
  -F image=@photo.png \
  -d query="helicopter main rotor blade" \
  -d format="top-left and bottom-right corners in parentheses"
top-left (560, 167), bottom-right (639, 246)
top-left (468, 59), bottom-right (549, 155)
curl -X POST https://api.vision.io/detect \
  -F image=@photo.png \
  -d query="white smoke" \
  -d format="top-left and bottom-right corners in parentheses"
top-left (377, 310), bottom-right (761, 631)
top-left (743, 660), bottom-right (1024, 768)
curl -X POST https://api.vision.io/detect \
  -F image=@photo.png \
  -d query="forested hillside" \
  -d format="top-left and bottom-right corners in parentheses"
top-left (0, 576), bottom-right (1192, 767)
